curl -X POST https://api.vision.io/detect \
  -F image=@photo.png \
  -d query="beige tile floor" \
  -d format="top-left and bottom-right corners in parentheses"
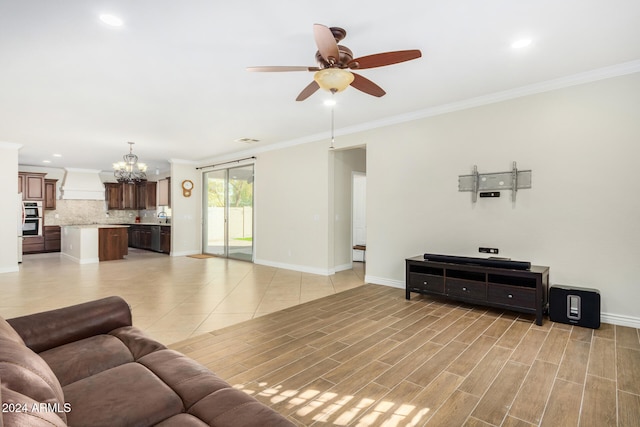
top-left (0, 249), bottom-right (365, 344)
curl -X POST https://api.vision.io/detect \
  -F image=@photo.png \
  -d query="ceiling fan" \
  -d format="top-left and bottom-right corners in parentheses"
top-left (247, 24), bottom-right (422, 101)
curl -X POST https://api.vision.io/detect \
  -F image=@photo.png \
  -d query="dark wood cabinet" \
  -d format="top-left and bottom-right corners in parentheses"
top-left (127, 224), bottom-right (170, 254)
top-left (160, 226), bottom-right (171, 254)
top-left (105, 183), bottom-right (123, 210)
top-left (23, 236), bottom-right (45, 254)
top-left (136, 181), bottom-right (157, 210)
top-left (19, 172), bottom-right (46, 200)
top-left (98, 227), bottom-right (128, 261)
top-left (122, 183), bottom-right (136, 209)
top-left (44, 179), bottom-right (58, 210)
top-left (406, 255), bottom-right (549, 325)
top-left (105, 182), bottom-right (157, 210)
top-left (44, 226), bottom-right (61, 252)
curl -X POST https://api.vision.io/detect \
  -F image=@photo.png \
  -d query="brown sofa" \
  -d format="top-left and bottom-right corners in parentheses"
top-left (0, 296), bottom-right (294, 427)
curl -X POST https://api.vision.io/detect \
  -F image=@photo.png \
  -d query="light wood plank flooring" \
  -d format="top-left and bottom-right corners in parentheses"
top-left (172, 284), bottom-right (640, 427)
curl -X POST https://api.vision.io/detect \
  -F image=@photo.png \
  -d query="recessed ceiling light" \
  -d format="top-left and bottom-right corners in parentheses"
top-left (511, 38), bottom-right (532, 49)
top-left (99, 14), bottom-right (124, 27)
top-left (42, 160), bottom-right (51, 164)
top-left (53, 153), bottom-right (62, 157)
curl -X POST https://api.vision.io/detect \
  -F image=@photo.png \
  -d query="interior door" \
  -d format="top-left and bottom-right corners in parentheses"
top-left (204, 165), bottom-right (254, 261)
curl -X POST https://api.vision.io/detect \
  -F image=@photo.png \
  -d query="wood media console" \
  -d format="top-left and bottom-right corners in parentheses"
top-left (406, 255), bottom-right (549, 325)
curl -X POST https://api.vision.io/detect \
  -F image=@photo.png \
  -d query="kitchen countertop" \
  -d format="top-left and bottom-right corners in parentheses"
top-left (62, 224), bottom-right (130, 229)
top-left (128, 223), bottom-right (172, 227)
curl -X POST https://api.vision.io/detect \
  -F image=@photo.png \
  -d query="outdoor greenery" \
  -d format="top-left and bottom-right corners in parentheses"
top-left (208, 176), bottom-right (253, 207)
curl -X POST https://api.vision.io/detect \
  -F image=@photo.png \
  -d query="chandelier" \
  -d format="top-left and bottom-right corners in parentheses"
top-left (113, 142), bottom-right (147, 183)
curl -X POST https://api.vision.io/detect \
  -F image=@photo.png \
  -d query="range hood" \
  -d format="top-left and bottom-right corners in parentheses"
top-left (61, 168), bottom-right (105, 200)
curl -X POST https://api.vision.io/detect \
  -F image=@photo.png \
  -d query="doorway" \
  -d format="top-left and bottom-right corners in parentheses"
top-left (203, 164), bottom-right (254, 261)
top-left (352, 172), bottom-right (367, 262)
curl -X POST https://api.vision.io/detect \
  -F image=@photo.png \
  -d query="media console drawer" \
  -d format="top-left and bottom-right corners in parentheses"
top-left (446, 278), bottom-right (486, 300)
top-left (409, 273), bottom-right (445, 294)
top-left (406, 256), bottom-right (549, 326)
top-left (487, 284), bottom-right (535, 310)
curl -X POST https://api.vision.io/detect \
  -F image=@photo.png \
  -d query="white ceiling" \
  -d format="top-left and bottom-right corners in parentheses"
top-left (2, 1), bottom-right (640, 173)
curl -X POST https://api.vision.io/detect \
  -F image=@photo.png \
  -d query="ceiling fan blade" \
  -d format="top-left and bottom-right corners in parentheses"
top-left (350, 73), bottom-right (386, 97)
top-left (296, 81), bottom-right (320, 101)
top-left (349, 49), bottom-right (422, 70)
top-left (313, 24), bottom-right (339, 64)
top-left (247, 66), bottom-right (319, 72)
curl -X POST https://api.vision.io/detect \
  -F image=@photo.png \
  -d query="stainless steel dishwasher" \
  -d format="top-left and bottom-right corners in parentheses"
top-left (151, 225), bottom-right (161, 252)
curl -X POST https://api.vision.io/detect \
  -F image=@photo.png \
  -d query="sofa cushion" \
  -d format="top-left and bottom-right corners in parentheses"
top-left (110, 325), bottom-right (166, 360)
top-left (0, 385), bottom-right (67, 427)
top-left (189, 387), bottom-right (295, 427)
top-left (40, 334), bottom-right (135, 386)
top-left (138, 349), bottom-right (230, 410)
top-left (64, 362), bottom-right (184, 427)
top-left (0, 338), bottom-right (67, 423)
top-left (155, 413), bottom-right (210, 426)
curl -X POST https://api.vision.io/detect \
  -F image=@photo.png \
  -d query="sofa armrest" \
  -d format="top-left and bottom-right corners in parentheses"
top-left (7, 296), bottom-right (133, 353)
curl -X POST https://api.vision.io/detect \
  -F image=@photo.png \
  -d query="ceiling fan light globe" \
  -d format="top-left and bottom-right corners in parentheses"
top-left (313, 68), bottom-right (354, 93)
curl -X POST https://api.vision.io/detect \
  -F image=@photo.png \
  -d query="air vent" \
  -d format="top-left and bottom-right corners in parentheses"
top-left (235, 138), bottom-right (260, 144)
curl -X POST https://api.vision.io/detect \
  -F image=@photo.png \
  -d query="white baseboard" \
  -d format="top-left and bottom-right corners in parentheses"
top-left (334, 263), bottom-right (353, 273)
top-left (365, 275), bottom-right (405, 289)
top-left (172, 250), bottom-right (201, 257)
top-left (366, 275), bottom-right (640, 328)
top-left (0, 265), bottom-right (19, 273)
top-left (254, 258), bottom-right (333, 276)
top-left (601, 312), bottom-right (640, 329)
top-left (61, 253), bottom-right (98, 264)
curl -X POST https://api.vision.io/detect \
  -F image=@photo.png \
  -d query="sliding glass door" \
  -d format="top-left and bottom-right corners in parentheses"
top-left (204, 164), bottom-right (254, 261)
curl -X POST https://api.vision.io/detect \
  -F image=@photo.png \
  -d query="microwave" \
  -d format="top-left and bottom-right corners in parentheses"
top-left (23, 201), bottom-right (43, 219)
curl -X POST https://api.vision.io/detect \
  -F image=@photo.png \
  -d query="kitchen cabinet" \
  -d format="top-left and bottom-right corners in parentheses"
top-left (105, 182), bottom-right (157, 210)
top-left (98, 227), bottom-right (128, 261)
top-left (128, 224), bottom-right (170, 254)
top-left (122, 183), bottom-right (136, 209)
top-left (160, 226), bottom-right (171, 254)
top-left (136, 181), bottom-right (157, 210)
top-left (105, 183), bottom-right (123, 210)
top-left (44, 179), bottom-right (58, 210)
top-left (44, 225), bottom-right (61, 252)
top-left (158, 178), bottom-right (171, 207)
top-left (23, 236), bottom-right (45, 254)
top-left (19, 172), bottom-right (46, 200)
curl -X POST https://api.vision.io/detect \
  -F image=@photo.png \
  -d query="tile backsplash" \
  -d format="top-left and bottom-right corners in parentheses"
top-left (44, 200), bottom-right (157, 226)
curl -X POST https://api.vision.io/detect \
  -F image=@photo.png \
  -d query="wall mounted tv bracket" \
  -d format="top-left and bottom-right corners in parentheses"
top-left (458, 161), bottom-right (532, 203)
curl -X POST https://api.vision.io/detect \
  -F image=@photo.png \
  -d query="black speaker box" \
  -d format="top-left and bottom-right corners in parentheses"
top-left (549, 285), bottom-right (601, 329)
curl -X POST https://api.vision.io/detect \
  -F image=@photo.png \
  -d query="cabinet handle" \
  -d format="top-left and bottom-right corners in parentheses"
top-left (508, 294), bottom-right (513, 298)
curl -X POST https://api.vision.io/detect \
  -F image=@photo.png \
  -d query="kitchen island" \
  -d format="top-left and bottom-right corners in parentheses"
top-left (61, 225), bottom-right (129, 264)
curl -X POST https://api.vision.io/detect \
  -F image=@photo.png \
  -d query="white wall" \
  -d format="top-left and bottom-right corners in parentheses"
top-left (169, 160), bottom-right (201, 256)
top-left (254, 141), bottom-right (332, 274)
top-left (0, 143), bottom-right (21, 273)
top-left (332, 72), bottom-right (640, 325)
top-left (333, 148), bottom-right (367, 270)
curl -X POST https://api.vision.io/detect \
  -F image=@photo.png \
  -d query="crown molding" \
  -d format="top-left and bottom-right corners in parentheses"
top-left (339, 59), bottom-right (640, 137)
top-left (203, 60), bottom-right (640, 163)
